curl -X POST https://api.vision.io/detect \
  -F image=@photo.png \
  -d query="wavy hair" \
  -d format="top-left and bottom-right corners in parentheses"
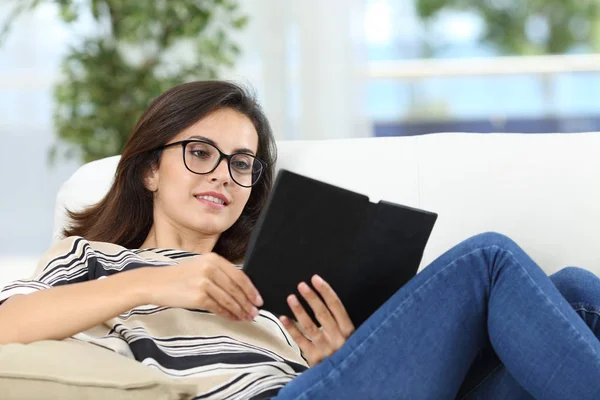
top-left (63, 81), bottom-right (276, 261)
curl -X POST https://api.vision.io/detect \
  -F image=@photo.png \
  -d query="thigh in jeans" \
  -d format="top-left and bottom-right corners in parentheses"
top-left (276, 234), bottom-right (600, 400)
top-left (458, 266), bottom-right (600, 400)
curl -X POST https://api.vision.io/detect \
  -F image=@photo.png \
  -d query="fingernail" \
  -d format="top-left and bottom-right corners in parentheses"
top-left (299, 282), bottom-right (310, 292)
top-left (255, 294), bottom-right (264, 306)
top-left (251, 307), bottom-right (259, 318)
top-left (313, 275), bottom-right (324, 285)
top-left (287, 294), bottom-right (300, 306)
top-left (290, 295), bottom-right (300, 306)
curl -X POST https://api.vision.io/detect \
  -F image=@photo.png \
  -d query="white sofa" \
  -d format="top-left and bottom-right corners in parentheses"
top-left (45, 132), bottom-right (600, 279)
top-left (2, 132), bottom-right (598, 399)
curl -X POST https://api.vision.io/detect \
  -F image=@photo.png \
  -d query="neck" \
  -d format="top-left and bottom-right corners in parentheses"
top-left (140, 224), bottom-right (220, 254)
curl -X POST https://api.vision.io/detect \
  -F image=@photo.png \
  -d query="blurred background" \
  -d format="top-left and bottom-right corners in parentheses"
top-left (1, 0), bottom-right (599, 279)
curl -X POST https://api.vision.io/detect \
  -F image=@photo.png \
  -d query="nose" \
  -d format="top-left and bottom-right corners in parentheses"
top-left (209, 157), bottom-right (231, 185)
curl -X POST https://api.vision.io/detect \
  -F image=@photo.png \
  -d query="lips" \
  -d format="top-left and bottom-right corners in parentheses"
top-left (195, 194), bottom-right (225, 205)
top-left (193, 191), bottom-right (230, 206)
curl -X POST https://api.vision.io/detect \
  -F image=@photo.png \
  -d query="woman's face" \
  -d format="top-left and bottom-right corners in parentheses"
top-left (146, 108), bottom-right (259, 239)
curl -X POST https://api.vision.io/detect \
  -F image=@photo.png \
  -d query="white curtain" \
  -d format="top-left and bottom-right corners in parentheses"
top-left (226, 0), bottom-right (371, 141)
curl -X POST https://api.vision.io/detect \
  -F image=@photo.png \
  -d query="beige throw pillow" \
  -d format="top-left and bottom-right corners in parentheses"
top-left (0, 339), bottom-right (196, 400)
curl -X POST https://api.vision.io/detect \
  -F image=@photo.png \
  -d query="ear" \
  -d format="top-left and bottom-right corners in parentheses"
top-left (144, 165), bottom-right (159, 192)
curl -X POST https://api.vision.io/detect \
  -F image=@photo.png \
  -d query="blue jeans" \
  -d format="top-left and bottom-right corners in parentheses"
top-left (274, 233), bottom-right (600, 399)
top-left (459, 266), bottom-right (600, 399)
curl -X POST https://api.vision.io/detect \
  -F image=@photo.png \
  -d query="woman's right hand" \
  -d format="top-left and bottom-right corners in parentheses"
top-left (143, 253), bottom-right (263, 321)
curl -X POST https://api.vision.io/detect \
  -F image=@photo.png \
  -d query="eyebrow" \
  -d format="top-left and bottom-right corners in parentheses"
top-left (188, 135), bottom-right (256, 155)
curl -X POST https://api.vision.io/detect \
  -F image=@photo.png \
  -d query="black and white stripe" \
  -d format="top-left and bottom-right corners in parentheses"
top-left (0, 236), bottom-right (309, 399)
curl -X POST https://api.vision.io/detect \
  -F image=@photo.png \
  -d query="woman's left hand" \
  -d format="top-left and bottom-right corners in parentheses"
top-left (279, 275), bottom-right (355, 367)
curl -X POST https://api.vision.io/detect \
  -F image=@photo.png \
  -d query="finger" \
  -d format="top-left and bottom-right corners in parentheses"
top-left (202, 293), bottom-right (240, 321)
top-left (210, 266), bottom-right (259, 319)
top-left (279, 315), bottom-right (318, 365)
top-left (206, 281), bottom-right (255, 321)
top-left (287, 294), bottom-right (333, 354)
top-left (312, 275), bottom-right (355, 338)
top-left (213, 254), bottom-right (263, 307)
top-left (298, 282), bottom-right (345, 346)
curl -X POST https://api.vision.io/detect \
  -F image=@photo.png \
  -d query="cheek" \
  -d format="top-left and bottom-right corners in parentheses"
top-left (157, 168), bottom-right (195, 203)
top-left (233, 188), bottom-right (253, 213)
top-left (156, 153), bottom-right (191, 189)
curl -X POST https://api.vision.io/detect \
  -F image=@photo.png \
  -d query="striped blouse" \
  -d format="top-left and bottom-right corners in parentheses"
top-left (0, 236), bottom-right (309, 399)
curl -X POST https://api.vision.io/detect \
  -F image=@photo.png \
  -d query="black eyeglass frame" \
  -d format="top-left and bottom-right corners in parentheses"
top-left (154, 140), bottom-right (267, 188)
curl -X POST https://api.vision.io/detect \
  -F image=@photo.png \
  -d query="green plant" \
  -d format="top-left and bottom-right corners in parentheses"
top-left (416, 0), bottom-right (600, 55)
top-left (2, 0), bottom-right (248, 163)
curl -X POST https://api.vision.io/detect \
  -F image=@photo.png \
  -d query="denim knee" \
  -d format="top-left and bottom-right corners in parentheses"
top-left (463, 232), bottom-right (519, 253)
top-left (552, 266), bottom-right (598, 282)
top-left (550, 267), bottom-right (600, 306)
top-left (449, 232), bottom-right (526, 277)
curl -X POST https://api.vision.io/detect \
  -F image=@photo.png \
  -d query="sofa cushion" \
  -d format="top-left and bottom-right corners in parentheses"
top-left (0, 339), bottom-right (196, 400)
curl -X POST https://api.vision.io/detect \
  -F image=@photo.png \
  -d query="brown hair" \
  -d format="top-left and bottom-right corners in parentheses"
top-left (63, 81), bottom-right (277, 261)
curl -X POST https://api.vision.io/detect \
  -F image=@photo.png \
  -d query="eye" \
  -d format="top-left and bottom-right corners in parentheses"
top-left (231, 154), bottom-right (254, 171)
top-left (190, 149), bottom-right (211, 159)
top-left (187, 142), bottom-right (215, 159)
top-left (232, 160), bottom-right (251, 170)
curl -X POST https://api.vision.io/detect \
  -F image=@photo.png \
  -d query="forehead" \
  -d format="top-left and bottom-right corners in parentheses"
top-left (172, 108), bottom-right (259, 153)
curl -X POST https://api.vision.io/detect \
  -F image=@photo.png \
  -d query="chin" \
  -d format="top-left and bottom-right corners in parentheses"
top-left (192, 217), bottom-right (234, 236)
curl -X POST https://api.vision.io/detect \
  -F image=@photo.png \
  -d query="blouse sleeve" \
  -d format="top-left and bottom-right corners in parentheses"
top-left (0, 236), bottom-right (97, 304)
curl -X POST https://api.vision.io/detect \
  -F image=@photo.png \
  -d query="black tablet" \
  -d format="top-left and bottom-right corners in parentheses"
top-left (242, 169), bottom-right (437, 327)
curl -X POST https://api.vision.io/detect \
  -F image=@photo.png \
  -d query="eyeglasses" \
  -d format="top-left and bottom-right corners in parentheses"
top-left (156, 140), bottom-right (267, 188)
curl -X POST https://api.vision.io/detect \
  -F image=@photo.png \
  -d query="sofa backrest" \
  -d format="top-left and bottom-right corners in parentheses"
top-left (53, 133), bottom-right (600, 275)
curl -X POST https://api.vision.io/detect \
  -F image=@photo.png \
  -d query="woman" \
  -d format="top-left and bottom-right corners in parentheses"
top-left (1, 81), bottom-right (599, 399)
